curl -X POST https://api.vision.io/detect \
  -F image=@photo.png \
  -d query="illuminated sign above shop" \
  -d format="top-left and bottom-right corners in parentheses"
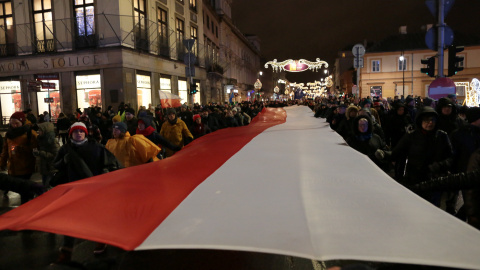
top-left (136, 74), bottom-right (151, 89)
top-left (265, 58), bottom-right (328, 73)
top-left (76, 74), bottom-right (101, 89)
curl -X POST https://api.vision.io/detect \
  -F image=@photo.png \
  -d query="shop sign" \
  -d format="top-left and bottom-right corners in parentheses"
top-left (0, 81), bottom-right (21, 94)
top-left (44, 97), bottom-right (54, 103)
top-left (41, 82), bottom-right (56, 89)
top-left (37, 74), bottom-right (59, 80)
top-left (136, 75), bottom-right (151, 89)
top-left (76, 75), bottom-right (101, 89)
top-left (160, 78), bottom-right (171, 90)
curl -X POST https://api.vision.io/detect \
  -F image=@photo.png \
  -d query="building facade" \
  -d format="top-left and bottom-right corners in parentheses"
top-left (0, 0), bottom-right (209, 123)
top-left (357, 29), bottom-right (480, 103)
top-left (202, 0), bottom-right (261, 104)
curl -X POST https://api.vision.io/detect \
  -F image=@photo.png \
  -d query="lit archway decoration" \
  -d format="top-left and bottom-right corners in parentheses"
top-left (466, 78), bottom-right (480, 107)
top-left (265, 58), bottom-right (328, 72)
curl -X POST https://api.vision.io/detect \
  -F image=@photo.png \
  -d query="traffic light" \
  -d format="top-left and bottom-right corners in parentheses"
top-left (189, 83), bottom-right (197, 95)
top-left (448, 45), bottom-right (464, 77)
top-left (420, 57), bottom-right (435, 77)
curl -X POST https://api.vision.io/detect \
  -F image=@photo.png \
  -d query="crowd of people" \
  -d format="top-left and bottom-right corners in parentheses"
top-left (311, 94), bottom-right (480, 232)
top-left (0, 95), bottom-right (479, 268)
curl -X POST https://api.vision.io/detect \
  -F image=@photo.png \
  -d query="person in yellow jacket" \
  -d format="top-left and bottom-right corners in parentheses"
top-left (160, 108), bottom-right (194, 157)
top-left (106, 122), bottom-right (161, 168)
top-left (0, 111), bottom-right (38, 203)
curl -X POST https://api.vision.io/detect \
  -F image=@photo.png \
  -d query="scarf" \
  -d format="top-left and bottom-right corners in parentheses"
top-left (70, 138), bottom-right (88, 146)
top-left (136, 126), bottom-right (155, 137)
top-left (168, 117), bottom-right (177, 125)
top-left (6, 125), bottom-right (30, 140)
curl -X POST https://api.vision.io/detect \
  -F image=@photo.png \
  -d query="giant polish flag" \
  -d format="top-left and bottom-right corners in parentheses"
top-left (1, 106), bottom-right (480, 269)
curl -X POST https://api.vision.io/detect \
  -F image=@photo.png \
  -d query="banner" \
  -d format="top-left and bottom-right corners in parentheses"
top-left (158, 90), bottom-right (182, 108)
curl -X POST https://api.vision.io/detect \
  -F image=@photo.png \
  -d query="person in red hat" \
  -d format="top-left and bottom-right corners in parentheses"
top-left (190, 113), bottom-right (211, 139)
top-left (0, 111), bottom-right (38, 203)
top-left (52, 121), bottom-right (122, 263)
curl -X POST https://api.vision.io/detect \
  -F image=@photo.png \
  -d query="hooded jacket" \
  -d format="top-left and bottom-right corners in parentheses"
top-left (346, 115), bottom-right (388, 170)
top-left (106, 132), bottom-right (161, 168)
top-left (391, 106), bottom-right (453, 185)
top-left (435, 97), bottom-right (462, 134)
top-left (159, 116), bottom-right (193, 157)
top-left (0, 124), bottom-right (38, 176)
top-left (36, 122), bottom-right (60, 175)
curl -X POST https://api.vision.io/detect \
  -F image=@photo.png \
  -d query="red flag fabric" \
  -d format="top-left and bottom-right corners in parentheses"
top-left (0, 108), bottom-right (286, 250)
top-left (159, 90), bottom-right (182, 108)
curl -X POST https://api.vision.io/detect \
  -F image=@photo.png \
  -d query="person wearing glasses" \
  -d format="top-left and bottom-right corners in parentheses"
top-left (376, 107), bottom-right (453, 205)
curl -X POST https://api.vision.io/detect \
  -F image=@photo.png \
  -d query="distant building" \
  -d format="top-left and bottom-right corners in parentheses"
top-left (335, 26), bottom-right (480, 103)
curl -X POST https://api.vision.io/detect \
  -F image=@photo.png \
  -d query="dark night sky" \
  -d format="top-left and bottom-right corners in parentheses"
top-left (232, 0), bottom-right (480, 83)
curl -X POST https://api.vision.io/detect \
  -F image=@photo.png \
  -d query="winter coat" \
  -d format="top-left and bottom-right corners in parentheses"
top-left (190, 122), bottom-right (211, 139)
top-left (136, 117), bottom-right (180, 152)
top-left (56, 115), bottom-right (71, 133)
top-left (178, 110), bottom-right (194, 129)
top-left (53, 140), bottom-right (122, 184)
top-left (0, 125), bottom-right (38, 176)
top-left (390, 107), bottom-right (453, 185)
top-left (384, 104), bottom-right (413, 148)
top-left (36, 122), bottom-right (60, 175)
top-left (202, 115), bottom-right (220, 132)
top-left (450, 124), bottom-right (480, 173)
top-left (160, 118), bottom-right (194, 157)
top-left (435, 97), bottom-right (463, 135)
top-left (346, 115), bottom-right (389, 170)
top-left (106, 133), bottom-right (161, 168)
top-left (414, 149), bottom-right (480, 229)
top-left (225, 116), bottom-right (239, 127)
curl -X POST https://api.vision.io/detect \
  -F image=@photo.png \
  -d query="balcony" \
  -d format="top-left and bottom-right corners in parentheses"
top-left (35, 38), bottom-right (55, 53)
top-left (1, 14), bottom-right (206, 67)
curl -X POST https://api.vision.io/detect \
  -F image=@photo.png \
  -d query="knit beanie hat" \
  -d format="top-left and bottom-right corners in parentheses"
top-left (69, 122), bottom-right (88, 136)
top-left (10, 111), bottom-right (26, 124)
top-left (112, 122), bottom-right (127, 133)
top-left (125, 108), bottom-right (135, 115)
top-left (112, 115), bottom-right (122, 123)
top-left (193, 114), bottom-right (201, 122)
top-left (166, 108), bottom-right (176, 115)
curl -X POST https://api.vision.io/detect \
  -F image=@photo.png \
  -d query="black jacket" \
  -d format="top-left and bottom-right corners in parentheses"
top-left (53, 140), bottom-right (122, 184)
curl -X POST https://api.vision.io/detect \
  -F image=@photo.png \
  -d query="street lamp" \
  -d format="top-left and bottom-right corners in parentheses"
top-left (400, 53), bottom-right (405, 98)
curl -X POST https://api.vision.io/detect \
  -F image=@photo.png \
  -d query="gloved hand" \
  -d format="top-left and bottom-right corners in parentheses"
top-left (174, 145), bottom-right (182, 152)
top-left (32, 148), bottom-right (39, 157)
top-left (375, 149), bottom-right (385, 160)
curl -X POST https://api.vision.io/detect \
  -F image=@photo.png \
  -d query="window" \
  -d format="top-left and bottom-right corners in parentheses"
top-left (176, 18), bottom-right (185, 59)
top-left (190, 26), bottom-right (198, 61)
top-left (0, 1), bottom-right (14, 56)
top-left (189, 0), bottom-right (196, 11)
top-left (32, 0), bottom-right (54, 52)
top-left (206, 16), bottom-right (210, 29)
top-left (211, 22), bottom-right (214, 33)
top-left (133, 0), bottom-right (148, 51)
top-left (398, 57), bottom-right (407, 71)
top-left (457, 56), bottom-right (465, 68)
top-left (215, 26), bottom-right (218, 38)
top-left (157, 7), bottom-right (169, 57)
top-left (74, 0), bottom-right (95, 49)
top-left (371, 60), bottom-right (380, 72)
